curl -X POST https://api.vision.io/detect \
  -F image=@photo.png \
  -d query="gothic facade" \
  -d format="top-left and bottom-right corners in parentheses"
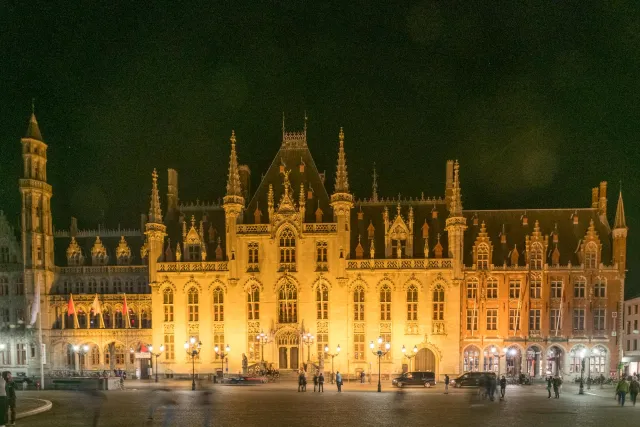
top-left (0, 113), bottom-right (627, 381)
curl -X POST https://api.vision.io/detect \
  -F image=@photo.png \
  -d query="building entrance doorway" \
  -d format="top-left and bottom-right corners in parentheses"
top-left (414, 348), bottom-right (436, 373)
top-left (276, 329), bottom-right (299, 370)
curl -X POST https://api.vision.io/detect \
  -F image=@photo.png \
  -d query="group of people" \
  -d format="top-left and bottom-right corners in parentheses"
top-left (615, 376), bottom-right (640, 406)
top-left (546, 376), bottom-right (563, 398)
top-left (0, 372), bottom-right (17, 426)
top-left (298, 370), bottom-right (343, 392)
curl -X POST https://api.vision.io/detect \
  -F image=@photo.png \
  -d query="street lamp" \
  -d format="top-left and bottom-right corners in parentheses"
top-left (324, 344), bottom-right (341, 384)
top-left (256, 330), bottom-right (272, 365)
top-left (73, 344), bottom-right (90, 376)
top-left (370, 336), bottom-right (391, 393)
top-left (303, 333), bottom-right (315, 364)
top-left (579, 348), bottom-right (587, 395)
top-left (487, 346), bottom-right (510, 379)
top-left (148, 345), bottom-right (164, 383)
top-left (401, 345), bottom-right (418, 371)
top-left (184, 336), bottom-right (202, 391)
top-left (214, 344), bottom-right (230, 379)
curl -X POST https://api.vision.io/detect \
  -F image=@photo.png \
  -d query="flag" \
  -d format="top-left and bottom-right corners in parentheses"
top-left (68, 293), bottom-right (79, 329)
top-left (123, 293), bottom-right (131, 328)
top-left (30, 282), bottom-right (40, 326)
top-left (92, 294), bottom-right (105, 329)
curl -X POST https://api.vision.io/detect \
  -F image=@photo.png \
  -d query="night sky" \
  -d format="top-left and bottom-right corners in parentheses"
top-left (1, 2), bottom-right (638, 295)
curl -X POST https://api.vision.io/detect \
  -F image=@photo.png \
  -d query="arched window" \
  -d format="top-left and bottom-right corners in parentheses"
top-left (163, 288), bottom-right (174, 322)
top-left (463, 346), bottom-right (480, 372)
top-left (380, 284), bottom-right (391, 321)
top-left (316, 283), bottom-right (329, 320)
top-left (90, 345), bottom-right (100, 366)
top-left (433, 285), bottom-right (445, 321)
top-left (590, 345), bottom-right (607, 373)
top-left (141, 309), bottom-right (151, 328)
top-left (353, 285), bottom-right (365, 321)
top-left (115, 309), bottom-right (124, 328)
top-left (278, 229), bottom-right (296, 271)
top-left (247, 285), bottom-right (260, 320)
top-left (88, 279), bottom-right (97, 294)
top-left (407, 285), bottom-right (418, 321)
top-left (187, 287), bottom-right (199, 322)
top-left (247, 242), bottom-right (259, 271)
top-left (466, 278), bottom-right (478, 299)
top-left (569, 345), bottom-right (587, 373)
top-left (74, 280), bottom-right (84, 294)
top-left (114, 278), bottom-right (122, 293)
top-left (102, 308), bottom-right (112, 328)
top-left (585, 242), bottom-right (597, 269)
top-left (99, 279), bottom-right (108, 294)
top-left (486, 277), bottom-right (498, 299)
top-left (477, 244), bottom-right (489, 270)
top-left (213, 287), bottom-right (224, 322)
top-left (77, 309), bottom-right (87, 328)
top-left (529, 243), bottom-right (543, 270)
top-left (278, 280), bottom-right (297, 323)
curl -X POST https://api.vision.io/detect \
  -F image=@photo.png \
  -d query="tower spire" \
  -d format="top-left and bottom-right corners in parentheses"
top-left (614, 188), bottom-right (627, 230)
top-left (372, 162), bottom-right (379, 202)
top-left (25, 100), bottom-right (43, 141)
top-left (449, 160), bottom-right (463, 216)
top-left (148, 169), bottom-right (163, 223)
top-left (334, 127), bottom-right (349, 193)
top-left (225, 130), bottom-right (243, 198)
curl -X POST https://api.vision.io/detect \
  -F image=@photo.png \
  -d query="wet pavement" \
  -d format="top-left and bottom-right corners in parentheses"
top-left (21, 382), bottom-right (640, 426)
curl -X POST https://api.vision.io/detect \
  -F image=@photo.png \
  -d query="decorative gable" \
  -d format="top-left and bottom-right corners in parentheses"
top-left (580, 219), bottom-right (602, 269)
top-left (472, 221), bottom-right (492, 269)
top-left (66, 237), bottom-right (84, 266)
top-left (525, 220), bottom-right (548, 269)
top-left (355, 236), bottom-right (364, 259)
top-left (91, 236), bottom-right (108, 265)
top-left (116, 236), bottom-right (131, 265)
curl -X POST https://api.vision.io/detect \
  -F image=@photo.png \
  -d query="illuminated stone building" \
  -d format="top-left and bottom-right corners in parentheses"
top-left (0, 112), bottom-right (627, 381)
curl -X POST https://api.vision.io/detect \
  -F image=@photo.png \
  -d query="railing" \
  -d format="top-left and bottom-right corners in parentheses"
top-left (57, 266), bottom-right (148, 274)
top-left (157, 262), bottom-right (229, 272)
top-left (303, 223), bottom-right (337, 233)
top-left (346, 258), bottom-right (453, 270)
top-left (237, 224), bottom-right (270, 234)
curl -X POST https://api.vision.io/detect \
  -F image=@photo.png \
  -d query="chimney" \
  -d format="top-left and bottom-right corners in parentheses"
top-left (70, 217), bottom-right (78, 237)
top-left (598, 181), bottom-right (607, 216)
top-left (591, 187), bottom-right (599, 208)
top-left (238, 165), bottom-right (251, 202)
top-left (140, 214), bottom-right (147, 232)
top-left (167, 169), bottom-right (179, 218)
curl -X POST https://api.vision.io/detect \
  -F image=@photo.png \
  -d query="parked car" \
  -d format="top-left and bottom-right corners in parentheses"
top-left (450, 372), bottom-right (496, 388)
top-left (392, 371), bottom-right (437, 388)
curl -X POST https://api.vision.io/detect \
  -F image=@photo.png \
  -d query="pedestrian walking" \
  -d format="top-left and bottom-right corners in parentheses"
top-left (361, 371), bottom-right (365, 384)
top-left (318, 372), bottom-right (324, 392)
top-left (488, 375), bottom-right (497, 401)
top-left (336, 371), bottom-right (343, 392)
top-left (499, 375), bottom-right (507, 399)
top-left (546, 376), bottom-right (552, 398)
top-left (0, 372), bottom-right (7, 427)
top-left (313, 371), bottom-right (318, 392)
top-left (161, 392), bottom-right (178, 427)
top-left (616, 377), bottom-right (630, 407)
top-left (84, 389), bottom-right (106, 427)
top-left (3, 372), bottom-right (16, 426)
top-left (298, 371), bottom-right (306, 392)
top-left (444, 374), bottom-right (449, 394)
top-left (630, 377), bottom-right (639, 406)
top-left (552, 376), bottom-right (561, 399)
top-left (199, 390), bottom-right (213, 427)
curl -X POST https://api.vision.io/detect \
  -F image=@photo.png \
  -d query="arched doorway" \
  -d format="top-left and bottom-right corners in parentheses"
top-left (546, 346), bottom-right (564, 376)
top-left (526, 345), bottom-right (542, 378)
top-left (505, 346), bottom-right (522, 377)
top-left (276, 329), bottom-right (299, 371)
top-left (589, 345), bottom-right (607, 376)
top-left (414, 348), bottom-right (436, 373)
top-left (463, 346), bottom-right (480, 372)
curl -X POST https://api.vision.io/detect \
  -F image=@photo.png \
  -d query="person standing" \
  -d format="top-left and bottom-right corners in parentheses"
top-left (616, 377), bottom-right (630, 407)
top-left (488, 375), bottom-right (497, 401)
top-left (552, 376), bottom-right (561, 399)
top-left (444, 374), bottom-right (449, 394)
top-left (298, 371), bottom-right (305, 392)
top-left (313, 371), bottom-right (318, 392)
top-left (546, 376), bottom-right (553, 398)
top-left (3, 372), bottom-right (16, 426)
top-left (336, 371), bottom-right (342, 392)
top-left (318, 372), bottom-right (324, 393)
top-left (630, 376), bottom-right (639, 406)
top-left (499, 375), bottom-right (507, 399)
top-left (0, 372), bottom-right (7, 427)
top-left (361, 371), bottom-right (365, 384)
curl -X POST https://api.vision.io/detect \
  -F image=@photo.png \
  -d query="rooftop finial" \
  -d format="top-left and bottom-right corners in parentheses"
top-left (448, 160), bottom-right (463, 216)
top-left (24, 99), bottom-right (43, 141)
top-left (148, 168), bottom-right (163, 223)
top-left (614, 187), bottom-right (627, 229)
top-left (224, 130), bottom-right (243, 201)
top-left (372, 162), bottom-right (379, 202)
top-left (334, 127), bottom-right (349, 193)
top-left (31, 97), bottom-right (35, 115)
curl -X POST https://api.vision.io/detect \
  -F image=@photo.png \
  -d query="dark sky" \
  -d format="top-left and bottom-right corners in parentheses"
top-left (1, 1), bottom-right (638, 294)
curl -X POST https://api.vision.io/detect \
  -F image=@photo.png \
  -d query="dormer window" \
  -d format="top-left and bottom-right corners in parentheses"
top-left (66, 237), bottom-right (84, 266)
top-left (477, 244), bottom-right (489, 270)
top-left (188, 245), bottom-right (201, 261)
top-left (278, 228), bottom-right (296, 272)
top-left (585, 242), bottom-right (597, 269)
top-left (529, 243), bottom-right (543, 270)
top-left (91, 236), bottom-right (108, 266)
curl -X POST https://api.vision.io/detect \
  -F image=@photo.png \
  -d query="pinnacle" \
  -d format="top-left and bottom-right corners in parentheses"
top-left (614, 190), bottom-right (627, 229)
top-left (148, 169), bottom-right (163, 224)
top-left (334, 127), bottom-right (350, 194)
top-left (24, 112), bottom-right (43, 141)
top-left (225, 130), bottom-right (243, 200)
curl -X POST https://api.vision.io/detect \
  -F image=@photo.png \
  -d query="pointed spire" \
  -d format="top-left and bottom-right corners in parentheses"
top-left (225, 130), bottom-right (243, 199)
top-left (614, 190), bottom-right (627, 229)
top-left (148, 169), bottom-right (163, 223)
top-left (372, 162), bottom-right (379, 202)
top-left (334, 127), bottom-right (349, 193)
top-left (449, 160), bottom-right (462, 216)
top-left (25, 99), bottom-right (43, 141)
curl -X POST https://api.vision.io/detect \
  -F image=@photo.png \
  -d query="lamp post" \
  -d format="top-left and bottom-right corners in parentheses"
top-left (184, 336), bottom-right (202, 391)
top-left (214, 344), bottom-right (230, 379)
top-left (324, 344), bottom-right (341, 384)
top-left (487, 346), bottom-right (510, 379)
top-left (73, 344), bottom-right (90, 376)
top-left (256, 330), bottom-right (272, 366)
top-left (148, 345), bottom-right (164, 383)
top-left (401, 345), bottom-right (418, 371)
top-left (579, 348), bottom-right (586, 395)
top-left (370, 336), bottom-right (391, 393)
top-left (303, 333), bottom-right (315, 364)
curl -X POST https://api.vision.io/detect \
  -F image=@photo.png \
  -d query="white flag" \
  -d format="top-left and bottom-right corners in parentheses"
top-left (91, 294), bottom-right (102, 315)
top-left (30, 282), bottom-right (40, 325)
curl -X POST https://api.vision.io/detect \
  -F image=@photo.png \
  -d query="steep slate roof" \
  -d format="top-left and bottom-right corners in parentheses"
top-left (350, 199), bottom-right (450, 259)
top-left (244, 134), bottom-right (333, 225)
top-left (462, 208), bottom-right (612, 267)
top-left (164, 206), bottom-right (227, 260)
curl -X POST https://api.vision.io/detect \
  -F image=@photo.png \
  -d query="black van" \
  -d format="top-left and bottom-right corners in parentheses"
top-left (392, 371), bottom-right (437, 388)
top-left (450, 371), bottom-right (496, 387)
